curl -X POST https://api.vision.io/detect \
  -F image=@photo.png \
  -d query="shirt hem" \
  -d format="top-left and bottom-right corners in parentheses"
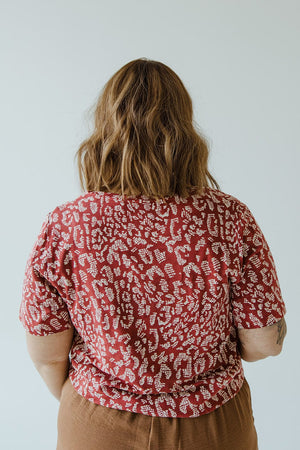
top-left (68, 363), bottom-right (245, 418)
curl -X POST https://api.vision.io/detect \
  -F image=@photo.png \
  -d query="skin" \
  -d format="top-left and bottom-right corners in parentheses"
top-left (25, 327), bottom-right (75, 401)
top-left (237, 317), bottom-right (287, 362)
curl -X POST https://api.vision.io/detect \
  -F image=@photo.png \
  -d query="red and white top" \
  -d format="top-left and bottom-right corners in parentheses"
top-left (19, 187), bottom-right (287, 418)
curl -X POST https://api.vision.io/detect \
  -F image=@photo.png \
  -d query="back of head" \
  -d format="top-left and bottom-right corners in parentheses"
top-left (75, 57), bottom-right (220, 202)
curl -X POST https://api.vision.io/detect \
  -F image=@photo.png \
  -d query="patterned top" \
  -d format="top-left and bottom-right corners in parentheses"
top-left (19, 187), bottom-right (287, 418)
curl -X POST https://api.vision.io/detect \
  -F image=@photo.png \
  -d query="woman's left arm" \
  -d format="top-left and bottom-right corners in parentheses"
top-left (25, 326), bottom-right (74, 401)
top-left (33, 358), bottom-right (70, 401)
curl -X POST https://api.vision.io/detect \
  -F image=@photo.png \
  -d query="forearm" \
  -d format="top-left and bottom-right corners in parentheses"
top-left (33, 358), bottom-right (70, 401)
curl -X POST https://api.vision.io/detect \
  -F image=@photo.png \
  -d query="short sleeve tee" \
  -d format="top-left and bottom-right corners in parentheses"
top-left (19, 212), bottom-right (73, 335)
top-left (18, 187), bottom-right (287, 418)
top-left (229, 201), bottom-right (286, 329)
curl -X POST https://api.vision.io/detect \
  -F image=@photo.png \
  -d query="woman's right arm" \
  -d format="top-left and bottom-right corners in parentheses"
top-left (237, 317), bottom-right (287, 362)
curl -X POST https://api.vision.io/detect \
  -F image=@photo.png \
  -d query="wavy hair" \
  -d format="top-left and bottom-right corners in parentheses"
top-left (74, 58), bottom-right (220, 203)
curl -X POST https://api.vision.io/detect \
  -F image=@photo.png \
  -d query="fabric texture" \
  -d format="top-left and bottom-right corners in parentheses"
top-left (56, 375), bottom-right (258, 449)
top-left (19, 186), bottom-right (286, 418)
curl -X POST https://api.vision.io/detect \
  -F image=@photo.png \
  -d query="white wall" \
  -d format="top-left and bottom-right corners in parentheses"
top-left (1, 0), bottom-right (298, 448)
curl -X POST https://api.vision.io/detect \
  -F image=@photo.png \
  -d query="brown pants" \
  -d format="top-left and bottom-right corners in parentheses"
top-left (57, 377), bottom-right (258, 449)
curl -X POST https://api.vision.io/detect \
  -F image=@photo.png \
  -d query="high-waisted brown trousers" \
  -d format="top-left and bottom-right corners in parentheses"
top-left (57, 377), bottom-right (258, 449)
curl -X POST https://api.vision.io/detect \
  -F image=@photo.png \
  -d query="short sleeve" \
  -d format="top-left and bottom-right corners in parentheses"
top-left (19, 212), bottom-right (73, 336)
top-left (230, 203), bottom-right (287, 329)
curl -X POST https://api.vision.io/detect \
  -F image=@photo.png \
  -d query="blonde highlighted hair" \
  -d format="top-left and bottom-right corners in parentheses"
top-left (75, 58), bottom-right (220, 203)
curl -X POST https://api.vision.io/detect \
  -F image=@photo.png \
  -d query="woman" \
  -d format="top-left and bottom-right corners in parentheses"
top-left (19, 58), bottom-right (287, 449)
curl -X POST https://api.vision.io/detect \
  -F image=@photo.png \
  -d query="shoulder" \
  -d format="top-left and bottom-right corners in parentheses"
top-left (203, 186), bottom-right (249, 219)
top-left (47, 192), bottom-right (97, 226)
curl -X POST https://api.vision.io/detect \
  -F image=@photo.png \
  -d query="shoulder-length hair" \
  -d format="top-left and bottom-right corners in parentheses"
top-left (74, 58), bottom-right (220, 203)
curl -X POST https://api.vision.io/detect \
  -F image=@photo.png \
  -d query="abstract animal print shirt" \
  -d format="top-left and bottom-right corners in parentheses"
top-left (19, 187), bottom-right (287, 418)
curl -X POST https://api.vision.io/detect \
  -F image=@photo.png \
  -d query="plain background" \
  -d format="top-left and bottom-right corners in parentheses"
top-left (1, 1), bottom-right (299, 448)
